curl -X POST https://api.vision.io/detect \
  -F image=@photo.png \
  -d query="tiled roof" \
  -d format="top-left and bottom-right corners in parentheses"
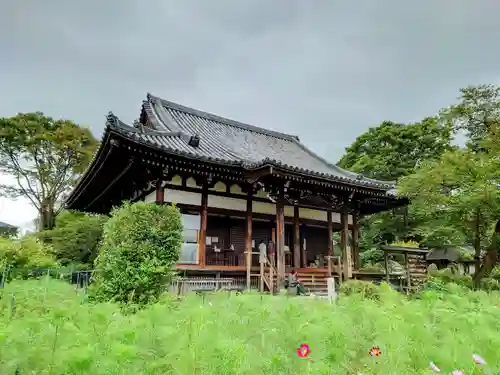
top-left (0, 221), bottom-right (17, 229)
top-left (108, 94), bottom-right (396, 191)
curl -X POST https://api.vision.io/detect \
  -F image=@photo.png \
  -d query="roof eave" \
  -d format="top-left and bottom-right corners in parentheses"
top-left (64, 126), bottom-right (114, 209)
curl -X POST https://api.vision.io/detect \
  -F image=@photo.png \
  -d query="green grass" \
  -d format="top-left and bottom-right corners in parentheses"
top-left (0, 280), bottom-right (499, 374)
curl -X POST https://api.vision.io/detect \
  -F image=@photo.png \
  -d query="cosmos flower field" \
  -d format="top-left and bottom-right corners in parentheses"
top-left (0, 280), bottom-right (499, 374)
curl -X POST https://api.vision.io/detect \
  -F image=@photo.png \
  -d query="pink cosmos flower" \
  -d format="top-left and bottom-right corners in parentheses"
top-left (451, 371), bottom-right (464, 375)
top-left (296, 343), bottom-right (311, 358)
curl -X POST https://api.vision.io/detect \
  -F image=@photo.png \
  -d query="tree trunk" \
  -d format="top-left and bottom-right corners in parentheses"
top-left (473, 219), bottom-right (500, 287)
top-left (38, 201), bottom-right (56, 231)
top-left (473, 209), bottom-right (481, 274)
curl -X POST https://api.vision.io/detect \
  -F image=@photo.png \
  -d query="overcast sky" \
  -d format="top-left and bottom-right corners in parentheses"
top-left (1, 0), bottom-right (499, 228)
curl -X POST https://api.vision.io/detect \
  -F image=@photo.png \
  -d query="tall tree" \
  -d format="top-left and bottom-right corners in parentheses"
top-left (338, 117), bottom-right (454, 249)
top-left (338, 117), bottom-right (454, 181)
top-left (442, 84), bottom-right (500, 150)
top-left (398, 136), bottom-right (500, 284)
top-left (0, 112), bottom-right (98, 230)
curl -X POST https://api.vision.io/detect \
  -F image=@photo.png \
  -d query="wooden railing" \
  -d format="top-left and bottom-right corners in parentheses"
top-left (205, 252), bottom-right (240, 266)
top-left (261, 253), bottom-right (277, 293)
top-left (243, 251), bottom-right (278, 293)
top-left (326, 255), bottom-right (342, 277)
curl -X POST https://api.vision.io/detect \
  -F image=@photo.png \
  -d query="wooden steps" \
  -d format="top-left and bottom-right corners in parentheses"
top-left (297, 271), bottom-right (329, 294)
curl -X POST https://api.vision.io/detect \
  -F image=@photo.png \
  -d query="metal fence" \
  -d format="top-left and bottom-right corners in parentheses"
top-left (169, 275), bottom-right (260, 295)
top-left (1, 266), bottom-right (260, 295)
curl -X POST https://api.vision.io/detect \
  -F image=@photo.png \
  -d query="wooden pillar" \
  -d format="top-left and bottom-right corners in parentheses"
top-left (327, 210), bottom-right (333, 276)
top-left (276, 189), bottom-right (285, 284)
top-left (293, 206), bottom-right (301, 268)
top-left (301, 225), bottom-right (307, 267)
top-left (155, 180), bottom-right (164, 203)
top-left (270, 226), bottom-right (276, 267)
top-left (352, 211), bottom-right (360, 269)
top-left (340, 208), bottom-right (352, 279)
top-left (198, 185), bottom-right (208, 265)
top-left (245, 190), bottom-right (253, 290)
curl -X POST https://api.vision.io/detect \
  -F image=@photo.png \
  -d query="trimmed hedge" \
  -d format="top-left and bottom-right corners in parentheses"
top-left (89, 201), bottom-right (183, 307)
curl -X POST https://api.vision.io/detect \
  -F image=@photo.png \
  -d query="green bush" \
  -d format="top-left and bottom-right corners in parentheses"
top-left (359, 262), bottom-right (384, 272)
top-left (479, 277), bottom-right (500, 291)
top-left (339, 279), bottom-right (381, 300)
top-left (360, 248), bottom-right (384, 266)
top-left (37, 210), bottom-right (107, 267)
top-left (489, 266), bottom-right (500, 280)
top-left (0, 236), bottom-right (58, 280)
top-left (425, 268), bottom-right (473, 290)
top-left (89, 201), bottom-right (183, 307)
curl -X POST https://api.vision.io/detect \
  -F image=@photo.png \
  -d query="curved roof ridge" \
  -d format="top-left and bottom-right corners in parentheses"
top-left (147, 93), bottom-right (300, 142)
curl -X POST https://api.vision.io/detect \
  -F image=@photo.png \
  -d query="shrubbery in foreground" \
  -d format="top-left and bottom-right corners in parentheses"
top-left (0, 236), bottom-right (58, 281)
top-left (89, 201), bottom-right (183, 306)
top-left (1, 279), bottom-right (500, 374)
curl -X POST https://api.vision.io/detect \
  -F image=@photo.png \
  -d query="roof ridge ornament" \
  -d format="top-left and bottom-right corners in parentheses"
top-left (106, 112), bottom-right (118, 127)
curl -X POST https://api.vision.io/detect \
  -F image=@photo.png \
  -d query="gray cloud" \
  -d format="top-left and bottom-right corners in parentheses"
top-left (1, 0), bottom-right (499, 163)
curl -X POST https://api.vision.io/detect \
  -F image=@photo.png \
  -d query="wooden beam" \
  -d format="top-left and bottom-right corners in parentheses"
top-left (198, 185), bottom-right (208, 265)
top-left (327, 210), bottom-right (333, 277)
top-left (245, 189), bottom-right (253, 290)
top-left (244, 166), bottom-right (273, 183)
top-left (340, 208), bottom-right (352, 279)
top-left (293, 206), bottom-right (300, 268)
top-left (352, 211), bottom-right (360, 269)
top-left (276, 188), bottom-right (285, 284)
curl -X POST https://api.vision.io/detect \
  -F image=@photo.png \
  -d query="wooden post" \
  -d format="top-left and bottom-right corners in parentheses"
top-left (155, 180), bottom-right (164, 203)
top-left (293, 206), bottom-right (301, 268)
top-left (327, 211), bottom-right (333, 277)
top-left (384, 251), bottom-right (390, 283)
top-left (340, 208), bottom-right (351, 279)
top-left (301, 225), bottom-right (307, 267)
top-left (405, 252), bottom-right (411, 289)
top-left (260, 259), bottom-right (264, 292)
top-left (245, 190), bottom-right (253, 291)
top-left (198, 185), bottom-right (208, 265)
top-left (352, 211), bottom-right (360, 269)
top-left (276, 188), bottom-right (285, 285)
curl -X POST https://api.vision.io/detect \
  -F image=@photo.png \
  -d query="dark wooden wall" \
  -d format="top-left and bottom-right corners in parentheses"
top-left (204, 215), bottom-right (330, 267)
top-left (303, 226), bottom-right (329, 266)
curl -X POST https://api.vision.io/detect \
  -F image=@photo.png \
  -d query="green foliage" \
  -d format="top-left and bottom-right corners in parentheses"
top-left (338, 117), bottom-right (453, 181)
top-left (0, 236), bottom-right (58, 279)
top-left (390, 240), bottom-right (419, 248)
top-left (0, 112), bottom-right (98, 230)
top-left (89, 201), bottom-right (183, 307)
top-left (426, 268), bottom-right (473, 289)
top-left (339, 279), bottom-right (381, 300)
top-left (37, 210), bottom-right (107, 267)
top-left (458, 249), bottom-right (474, 261)
top-left (442, 84), bottom-right (500, 150)
top-left (425, 266), bottom-right (500, 292)
top-left (360, 248), bottom-right (384, 266)
top-left (338, 118), bottom-right (454, 250)
top-left (398, 148), bottom-right (500, 255)
top-left (4, 279), bottom-right (500, 374)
